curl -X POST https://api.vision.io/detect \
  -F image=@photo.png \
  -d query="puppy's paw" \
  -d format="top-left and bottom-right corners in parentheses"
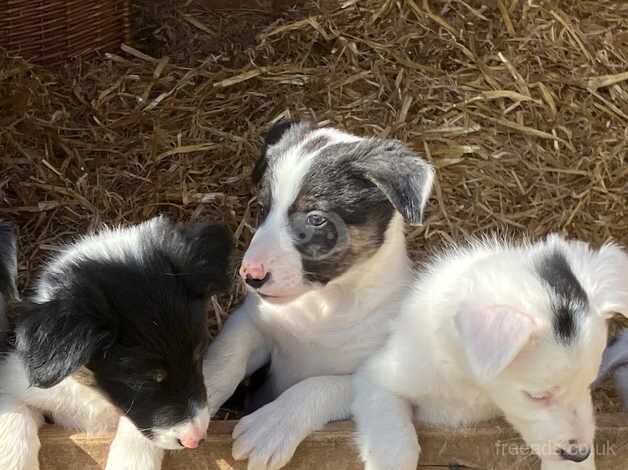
top-left (0, 404), bottom-right (42, 470)
top-left (232, 400), bottom-right (306, 470)
top-left (359, 429), bottom-right (420, 470)
top-left (106, 418), bottom-right (164, 470)
top-left (105, 448), bottom-right (163, 470)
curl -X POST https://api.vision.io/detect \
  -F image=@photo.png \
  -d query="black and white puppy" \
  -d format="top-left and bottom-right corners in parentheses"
top-left (353, 235), bottom-right (628, 470)
top-left (0, 216), bottom-right (232, 470)
top-left (203, 121), bottom-right (434, 470)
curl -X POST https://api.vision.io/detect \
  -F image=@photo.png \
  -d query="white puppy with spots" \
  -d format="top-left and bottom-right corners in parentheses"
top-left (353, 235), bottom-right (628, 470)
top-left (203, 121), bottom-right (434, 470)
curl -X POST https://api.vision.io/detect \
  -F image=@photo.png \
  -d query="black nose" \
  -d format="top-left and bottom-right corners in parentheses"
top-left (245, 272), bottom-right (271, 289)
top-left (558, 443), bottom-right (591, 463)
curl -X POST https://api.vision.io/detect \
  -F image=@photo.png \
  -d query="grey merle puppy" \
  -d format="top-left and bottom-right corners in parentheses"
top-left (203, 121), bottom-right (434, 470)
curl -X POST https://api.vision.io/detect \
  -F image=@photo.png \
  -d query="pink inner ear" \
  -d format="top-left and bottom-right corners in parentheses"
top-left (455, 305), bottom-right (537, 381)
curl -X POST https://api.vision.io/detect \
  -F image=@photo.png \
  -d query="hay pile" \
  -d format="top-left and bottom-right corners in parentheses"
top-left (1, 0), bottom-right (627, 411)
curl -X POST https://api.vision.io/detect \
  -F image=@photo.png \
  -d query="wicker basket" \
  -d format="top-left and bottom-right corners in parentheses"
top-left (0, 0), bottom-right (132, 65)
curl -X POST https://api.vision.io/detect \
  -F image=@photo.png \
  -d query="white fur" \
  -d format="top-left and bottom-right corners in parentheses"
top-left (353, 235), bottom-right (628, 470)
top-left (0, 217), bottom-right (209, 470)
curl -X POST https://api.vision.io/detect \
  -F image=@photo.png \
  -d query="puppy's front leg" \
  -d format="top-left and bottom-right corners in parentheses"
top-left (204, 296), bottom-right (269, 416)
top-left (232, 375), bottom-right (353, 470)
top-left (352, 372), bottom-right (419, 470)
top-left (106, 416), bottom-right (164, 470)
top-left (541, 453), bottom-right (596, 470)
top-left (0, 401), bottom-right (43, 470)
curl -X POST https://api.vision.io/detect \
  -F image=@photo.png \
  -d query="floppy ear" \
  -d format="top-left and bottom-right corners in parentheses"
top-left (252, 120), bottom-right (295, 184)
top-left (352, 141), bottom-right (434, 225)
top-left (455, 305), bottom-right (537, 382)
top-left (176, 222), bottom-right (233, 297)
top-left (16, 297), bottom-right (113, 388)
top-left (588, 243), bottom-right (628, 318)
top-left (0, 220), bottom-right (18, 301)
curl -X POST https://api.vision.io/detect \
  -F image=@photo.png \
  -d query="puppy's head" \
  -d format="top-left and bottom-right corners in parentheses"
top-left (16, 217), bottom-right (232, 449)
top-left (241, 121), bottom-right (434, 303)
top-left (0, 220), bottom-right (18, 333)
top-left (455, 236), bottom-right (628, 463)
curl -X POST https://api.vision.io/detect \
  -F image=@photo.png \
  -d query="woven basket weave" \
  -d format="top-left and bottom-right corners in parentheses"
top-left (0, 0), bottom-right (132, 65)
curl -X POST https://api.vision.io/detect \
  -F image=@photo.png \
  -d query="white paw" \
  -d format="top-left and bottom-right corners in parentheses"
top-left (232, 401), bottom-right (307, 470)
top-left (359, 430), bottom-right (420, 470)
top-left (105, 418), bottom-right (164, 470)
top-left (105, 448), bottom-right (163, 470)
top-left (0, 404), bottom-right (42, 470)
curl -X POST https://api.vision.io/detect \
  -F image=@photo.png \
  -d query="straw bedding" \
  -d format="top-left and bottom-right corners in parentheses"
top-left (0, 0), bottom-right (626, 412)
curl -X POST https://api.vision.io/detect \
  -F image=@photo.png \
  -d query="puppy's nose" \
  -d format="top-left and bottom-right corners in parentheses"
top-left (558, 441), bottom-right (591, 462)
top-left (178, 427), bottom-right (206, 449)
top-left (239, 261), bottom-right (270, 289)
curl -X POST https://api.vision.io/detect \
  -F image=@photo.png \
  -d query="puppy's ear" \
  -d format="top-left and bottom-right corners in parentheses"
top-left (455, 306), bottom-right (537, 382)
top-left (177, 223), bottom-right (233, 297)
top-left (0, 221), bottom-right (18, 301)
top-left (587, 243), bottom-right (628, 318)
top-left (16, 296), bottom-right (113, 388)
top-left (252, 120), bottom-right (295, 184)
top-left (352, 141), bottom-right (434, 225)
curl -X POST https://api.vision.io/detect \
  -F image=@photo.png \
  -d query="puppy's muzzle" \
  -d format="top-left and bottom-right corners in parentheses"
top-left (558, 441), bottom-right (591, 463)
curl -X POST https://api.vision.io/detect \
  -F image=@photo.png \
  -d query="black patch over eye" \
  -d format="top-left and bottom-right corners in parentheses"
top-left (306, 212), bottom-right (327, 227)
top-left (153, 369), bottom-right (167, 384)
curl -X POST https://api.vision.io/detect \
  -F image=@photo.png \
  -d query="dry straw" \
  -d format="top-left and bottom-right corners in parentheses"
top-left (0, 0), bottom-right (626, 411)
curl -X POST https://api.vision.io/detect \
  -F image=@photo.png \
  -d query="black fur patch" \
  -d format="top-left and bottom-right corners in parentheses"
top-left (537, 251), bottom-right (589, 346)
top-left (252, 120), bottom-right (296, 184)
top-left (16, 219), bottom-right (232, 438)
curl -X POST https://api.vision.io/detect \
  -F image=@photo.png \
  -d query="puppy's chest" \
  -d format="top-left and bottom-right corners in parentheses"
top-left (257, 299), bottom-right (397, 391)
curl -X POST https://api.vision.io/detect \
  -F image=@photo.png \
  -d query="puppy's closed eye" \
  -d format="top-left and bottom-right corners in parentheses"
top-left (523, 390), bottom-right (553, 403)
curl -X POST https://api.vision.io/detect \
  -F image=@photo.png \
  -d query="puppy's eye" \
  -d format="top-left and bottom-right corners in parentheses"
top-left (306, 211), bottom-right (327, 227)
top-left (153, 370), bottom-right (167, 384)
top-left (524, 390), bottom-right (552, 402)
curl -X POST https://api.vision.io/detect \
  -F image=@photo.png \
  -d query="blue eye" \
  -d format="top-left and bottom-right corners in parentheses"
top-left (307, 212), bottom-right (327, 227)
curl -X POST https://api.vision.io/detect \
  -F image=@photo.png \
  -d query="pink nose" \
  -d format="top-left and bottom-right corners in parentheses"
top-left (178, 427), bottom-right (205, 449)
top-left (240, 261), bottom-right (268, 282)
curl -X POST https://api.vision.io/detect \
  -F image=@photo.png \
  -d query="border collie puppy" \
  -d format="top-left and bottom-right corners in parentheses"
top-left (352, 235), bottom-right (628, 470)
top-left (0, 221), bottom-right (18, 335)
top-left (203, 121), bottom-right (434, 469)
top-left (0, 216), bottom-right (232, 470)
top-left (593, 330), bottom-right (628, 410)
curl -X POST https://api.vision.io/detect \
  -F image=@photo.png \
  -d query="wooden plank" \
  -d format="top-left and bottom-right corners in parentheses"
top-left (38, 414), bottom-right (628, 469)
